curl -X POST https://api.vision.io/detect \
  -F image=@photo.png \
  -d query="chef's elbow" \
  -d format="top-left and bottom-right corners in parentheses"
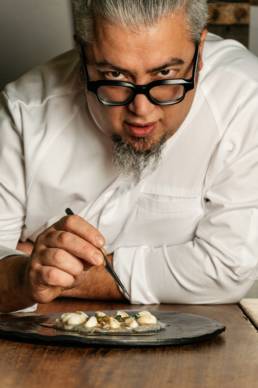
top-left (215, 275), bottom-right (257, 304)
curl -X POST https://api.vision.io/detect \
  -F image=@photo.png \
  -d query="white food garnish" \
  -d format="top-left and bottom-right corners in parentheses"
top-left (63, 324), bottom-right (74, 330)
top-left (60, 312), bottom-right (88, 326)
top-left (136, 311), bottom-right (157, 325)
top-left (84, 316), bottom-right (98, 328)
top-left (116, 311), bottom-right (129, 319)
top-left (125, 317), bottom-right (139, 329)
top-left (95, 311), bottom-right (107, 318)
top-left (75, 311), bottom-right (88, 322)
top-left (60, 312), bottom-right (71, 323)
top-left (109, 317), bottom-right (121, 329)
top-left (56, 310), bottom-right (159, 333)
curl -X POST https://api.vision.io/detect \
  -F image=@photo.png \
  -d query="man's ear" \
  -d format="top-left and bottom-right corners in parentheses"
top-left (198, 28), bottom-right (208, 71)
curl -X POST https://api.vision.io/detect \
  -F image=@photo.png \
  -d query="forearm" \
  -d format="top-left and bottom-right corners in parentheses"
top-left (17, 241), bottom-right (125, 302)
top-left (114, 240), bottom-right (256, 305)
top-left (0, 255), bottom-right (35, 312)
top-left (149, 242), bottom-right (255, 303)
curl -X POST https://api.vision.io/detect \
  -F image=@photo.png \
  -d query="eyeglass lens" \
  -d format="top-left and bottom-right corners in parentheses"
top-left (97, 84), bottom-right (185, 104)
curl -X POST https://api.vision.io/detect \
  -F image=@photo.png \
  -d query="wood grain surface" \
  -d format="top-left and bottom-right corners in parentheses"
top-left (0, 300), bottom-right (257, 388)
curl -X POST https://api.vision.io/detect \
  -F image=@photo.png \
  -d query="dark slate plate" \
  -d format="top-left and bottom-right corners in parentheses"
top-left (0, 311), bottom-right (225, 347)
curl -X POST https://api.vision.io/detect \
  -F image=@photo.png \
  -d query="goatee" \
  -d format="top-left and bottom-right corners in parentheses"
top-left (111, 134), bottom-right (165, 180)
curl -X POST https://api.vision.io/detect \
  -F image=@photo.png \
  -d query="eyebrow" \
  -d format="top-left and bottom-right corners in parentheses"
top-left (93, 57), bottom-right (185, 75)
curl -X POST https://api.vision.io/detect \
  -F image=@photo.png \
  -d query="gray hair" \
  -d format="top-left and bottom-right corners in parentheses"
top-left (72, 0), bottom-right (208, 43)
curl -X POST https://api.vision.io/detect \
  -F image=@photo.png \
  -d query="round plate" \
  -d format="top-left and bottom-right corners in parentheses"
top-left (0, 310), bottom-right (225, 347)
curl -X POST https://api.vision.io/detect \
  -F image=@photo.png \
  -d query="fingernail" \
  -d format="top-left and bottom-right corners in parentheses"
top-left (93, 251), bottom-right (103, 265)
top-left (95, 236), bottom-right (105, 247)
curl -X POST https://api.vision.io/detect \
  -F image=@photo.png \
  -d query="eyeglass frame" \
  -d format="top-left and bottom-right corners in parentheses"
top-left (76, 35), bottom-right (200, 107)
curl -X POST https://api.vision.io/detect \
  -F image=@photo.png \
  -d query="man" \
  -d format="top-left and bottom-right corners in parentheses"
top-left (0, 0), bottom-right (258, 312)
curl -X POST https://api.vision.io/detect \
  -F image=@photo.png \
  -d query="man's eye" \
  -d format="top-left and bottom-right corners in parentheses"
top-left (104, 71), bottom-right (123, 80)
top-left (158, 69), bottom-right (174, 77)
top-left (160, 69), bottom-right (170, 76)
top-left (158, 69), bottom-right (178, 79)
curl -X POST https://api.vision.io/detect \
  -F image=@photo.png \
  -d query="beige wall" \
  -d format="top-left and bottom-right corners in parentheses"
top-left (246, 6), bottom-right (258, 298)
top-left (0, 0), bottom-right (74, 89)
top-left (250, 6), bottom-right (258, 56)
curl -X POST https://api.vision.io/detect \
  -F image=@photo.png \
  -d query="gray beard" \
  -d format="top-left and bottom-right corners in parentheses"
top-left (111, 134), bottom-right (165, 180)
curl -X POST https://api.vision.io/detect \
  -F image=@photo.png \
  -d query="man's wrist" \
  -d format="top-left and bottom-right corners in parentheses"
top-left (61, 253), bottom-right (125, 301)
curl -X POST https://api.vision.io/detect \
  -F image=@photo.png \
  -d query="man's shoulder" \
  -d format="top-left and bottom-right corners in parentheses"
top-left (3, 49), bottom-right (83, 107)
top-left (199, 34), bottom-right (258, 138)
top-left (203, 33), bottom-right (258, 85)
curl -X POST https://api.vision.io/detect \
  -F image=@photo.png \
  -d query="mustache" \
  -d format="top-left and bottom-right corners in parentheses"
top-left (112, 134), bottom-right (158, 154)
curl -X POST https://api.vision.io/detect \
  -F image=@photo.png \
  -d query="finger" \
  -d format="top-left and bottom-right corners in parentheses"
top-left (38, 248), bottom-right (85, 277)
top-left (36, 265), bottom-right (76, 289)
top-left (55, 215), bottom-right (105, 248)
top-left (26, 261), bottom-right (70, 304)
top-left (42, 229), bottom-right (104, 266)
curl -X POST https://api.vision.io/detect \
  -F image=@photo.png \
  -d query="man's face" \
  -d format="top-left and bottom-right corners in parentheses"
top-left (85, 10), bottom-right (207, 154)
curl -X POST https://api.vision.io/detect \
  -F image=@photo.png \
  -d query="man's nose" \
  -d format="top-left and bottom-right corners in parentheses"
top-left (128, 93), bottom-right (156, 116)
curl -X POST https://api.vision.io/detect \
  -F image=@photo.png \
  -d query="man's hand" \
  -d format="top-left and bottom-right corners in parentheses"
top-left (24, 214), bottom-right (106, 304)
top-left (61, 252), bottom-right (125, 301)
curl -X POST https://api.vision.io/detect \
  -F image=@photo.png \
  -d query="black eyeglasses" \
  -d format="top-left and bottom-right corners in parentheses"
top-left (78, 37), bottom-right (199, 107)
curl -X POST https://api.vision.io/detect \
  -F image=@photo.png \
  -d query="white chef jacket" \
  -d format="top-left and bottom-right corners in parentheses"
top-left (1, 33), bottom-right (258, 306)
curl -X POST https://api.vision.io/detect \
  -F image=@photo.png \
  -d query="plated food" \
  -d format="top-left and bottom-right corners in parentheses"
top-left (54, 310), bottom-right (165, 335)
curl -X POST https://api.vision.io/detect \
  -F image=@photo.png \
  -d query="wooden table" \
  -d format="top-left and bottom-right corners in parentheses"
top-left (0, 300), bottom-right (257, 388)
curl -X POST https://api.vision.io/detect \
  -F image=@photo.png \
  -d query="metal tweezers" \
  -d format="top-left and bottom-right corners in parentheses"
top-left (65, 208), bottom-right (130, 300)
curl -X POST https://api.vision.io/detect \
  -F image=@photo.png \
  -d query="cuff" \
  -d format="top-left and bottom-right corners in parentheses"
top-left (12, 304), bottom-right (38, 313)
top-left (113, 245), bottom-right (159, 304)
top-left (0, 246), bottom-right (27, 260)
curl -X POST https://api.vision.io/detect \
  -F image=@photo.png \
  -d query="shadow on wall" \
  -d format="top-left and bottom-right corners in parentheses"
top-left (245, 282), bottom-right (258, 298)
top-left (0, 0), bottom-right (74, 89)
top-left (250, 6), bottom-right (258, 55)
